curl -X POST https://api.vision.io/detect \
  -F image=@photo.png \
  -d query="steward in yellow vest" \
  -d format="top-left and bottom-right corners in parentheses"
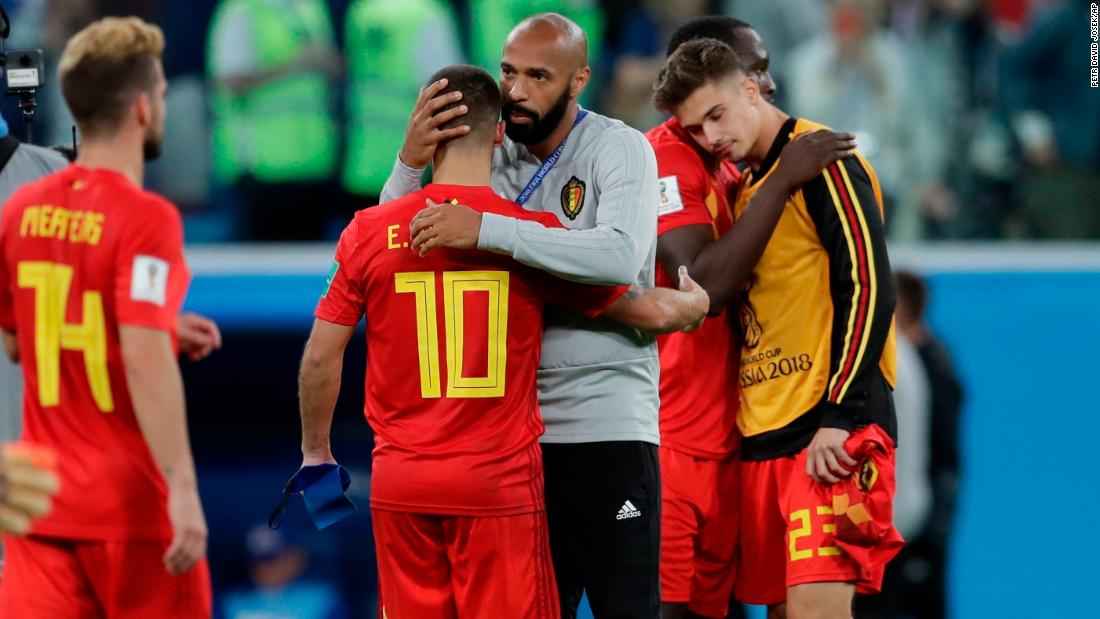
top-left (342, 0), bottom-right (463, 198)
top-left (207, 0), bottom-right (341, 239)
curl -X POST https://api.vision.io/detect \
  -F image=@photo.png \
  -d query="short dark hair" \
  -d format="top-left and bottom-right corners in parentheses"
top-left (894, 270), bottom-right (928, 318)
top-left (654, 38), bottom-right (747, 114)
top-left (59, 17), bottom-right (164, 138)
top-left (666, 16), bottom-right (752, 57)
top-left (427, 64), bottom-right (501, 147)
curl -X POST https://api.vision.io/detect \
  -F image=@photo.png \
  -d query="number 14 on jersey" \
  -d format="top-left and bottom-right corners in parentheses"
top-left (17, 261), bottom-right (114, 412)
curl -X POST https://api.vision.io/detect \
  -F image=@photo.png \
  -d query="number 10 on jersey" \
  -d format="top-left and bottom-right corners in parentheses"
top-left (394, 271), bottom-right (509, 399)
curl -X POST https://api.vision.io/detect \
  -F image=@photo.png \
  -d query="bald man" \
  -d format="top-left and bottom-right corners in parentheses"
top-left (382, 13), bottom-right (665, 619)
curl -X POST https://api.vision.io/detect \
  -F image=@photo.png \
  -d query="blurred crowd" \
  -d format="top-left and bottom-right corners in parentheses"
top-left (0, 0), bottom-right (1095, 242)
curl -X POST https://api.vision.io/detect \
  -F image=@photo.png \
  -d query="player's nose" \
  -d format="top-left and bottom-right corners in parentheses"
top-left (506, 80), bottom-right (528, 102)
top-left (763, 76), bottom-right (777, 96)
top-left (703, 125), bottom-right (722, 148)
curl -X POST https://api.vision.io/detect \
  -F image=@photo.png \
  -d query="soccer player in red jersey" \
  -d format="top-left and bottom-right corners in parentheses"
top-left (647, 17), bottom-right (857, 619)
top-left (297, 64), bottom-right (708, 619)
top-left (0, 18), bottom-right (211, 617)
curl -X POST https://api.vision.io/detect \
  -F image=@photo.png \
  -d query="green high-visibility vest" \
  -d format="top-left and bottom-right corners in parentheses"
top-left (343, 0), bottom-right (459, 196)
top-left (468, 0), bottom-right (603, 105)
top-left (207, 0), bottom-right (337, 184)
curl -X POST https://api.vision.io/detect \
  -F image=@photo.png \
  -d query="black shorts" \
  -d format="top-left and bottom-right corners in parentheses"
top-left (541, 441), bottom-right (661, 619)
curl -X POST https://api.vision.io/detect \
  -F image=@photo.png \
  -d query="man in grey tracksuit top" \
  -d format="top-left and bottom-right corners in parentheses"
top-left (0, 138), bottom-right (69, 446)
top-left (381, 13), bottom-right (665, 619)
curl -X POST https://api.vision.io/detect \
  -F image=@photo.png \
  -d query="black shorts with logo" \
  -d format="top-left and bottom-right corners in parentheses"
top-left (541, 441), bottom-right (661, 619)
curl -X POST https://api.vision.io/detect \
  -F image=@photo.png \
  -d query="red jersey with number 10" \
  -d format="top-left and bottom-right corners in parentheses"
top-left (315, 184), bottom-right (625, 516)
top-left (0, 165), bottom-right (190, 541)
top-left (646, 118), bottom-right (742, 459)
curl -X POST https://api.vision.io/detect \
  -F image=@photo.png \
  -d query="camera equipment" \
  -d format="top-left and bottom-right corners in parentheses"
top-left (0, 5), bottom-right (47, 143)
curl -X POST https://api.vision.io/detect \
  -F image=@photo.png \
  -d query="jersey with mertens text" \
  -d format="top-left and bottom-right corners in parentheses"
top-left (0, 165), bottom-right (189, 540)
top-left (733, 118), bottom-right (897, 460)
top-left (646, 118), bottom-right (741, 459)
top-left (315, 184), bottom-right (626, 516)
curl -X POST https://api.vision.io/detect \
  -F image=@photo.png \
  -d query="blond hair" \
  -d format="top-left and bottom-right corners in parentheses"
top-left (59, 17), bottom-right (164, 137)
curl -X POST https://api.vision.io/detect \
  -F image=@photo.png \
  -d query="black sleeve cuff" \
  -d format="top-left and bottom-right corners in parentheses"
top-left (819, 402), bottom-right (861, 432)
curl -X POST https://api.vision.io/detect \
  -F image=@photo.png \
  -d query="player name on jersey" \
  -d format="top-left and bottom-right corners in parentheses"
top-left (19, 205), bottom-right (105, 246)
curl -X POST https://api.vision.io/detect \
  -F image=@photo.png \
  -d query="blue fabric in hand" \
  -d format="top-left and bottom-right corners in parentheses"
top-left (269, 464), bottom-right (356, 530)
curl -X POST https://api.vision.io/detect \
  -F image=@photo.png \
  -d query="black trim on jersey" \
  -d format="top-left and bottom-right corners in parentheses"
top-left (751, 116), bottom-right (798, 181)
top-left (741, 155), bottom-right (897, 461)
top-left (741, 373), bottom-right (896, 461)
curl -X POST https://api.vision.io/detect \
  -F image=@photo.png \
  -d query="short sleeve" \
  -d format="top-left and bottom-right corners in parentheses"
top-left (314, 219), bottom-right (366, 326)
top-left (114, 200), bottom-right (190, 332)
top-left (654, 142), bottom-right (714, 237)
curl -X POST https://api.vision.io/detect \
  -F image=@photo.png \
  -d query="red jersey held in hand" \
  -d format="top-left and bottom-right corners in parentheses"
top-left (315, 184), bottom-right (625, 516)
top-left (646, 118), bottom-right (742, 459)
top-left (0, 165), bottom-right (190, 540)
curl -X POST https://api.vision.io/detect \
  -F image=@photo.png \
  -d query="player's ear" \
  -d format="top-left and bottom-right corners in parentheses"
top-left (570, 66), bottom-right (591, 100)
top-left (493, 120), bottom-right (505, 147)
top-left (133, 91), bottom-right (151, 128)
top-left (743, 72), bottom-right (760, 105)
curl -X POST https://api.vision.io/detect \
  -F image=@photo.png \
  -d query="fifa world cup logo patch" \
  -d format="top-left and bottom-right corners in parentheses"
top-left (737, 278), bottom-right (763, 349)
top-left (561, 176), bottom-right (586, 220)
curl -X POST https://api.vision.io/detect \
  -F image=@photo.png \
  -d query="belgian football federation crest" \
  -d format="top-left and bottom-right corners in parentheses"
top-left (858, 459), bottom-right (879, 492)
top-left (561, 176), bottom-right (586, 220)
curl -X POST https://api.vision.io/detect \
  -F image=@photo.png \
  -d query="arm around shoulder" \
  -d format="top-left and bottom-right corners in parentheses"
top-left (478, 129), bottom-right (659, 286)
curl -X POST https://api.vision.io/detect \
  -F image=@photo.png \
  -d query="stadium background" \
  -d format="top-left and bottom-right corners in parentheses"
top-left (0, 0), bottom-right (1096, 617)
